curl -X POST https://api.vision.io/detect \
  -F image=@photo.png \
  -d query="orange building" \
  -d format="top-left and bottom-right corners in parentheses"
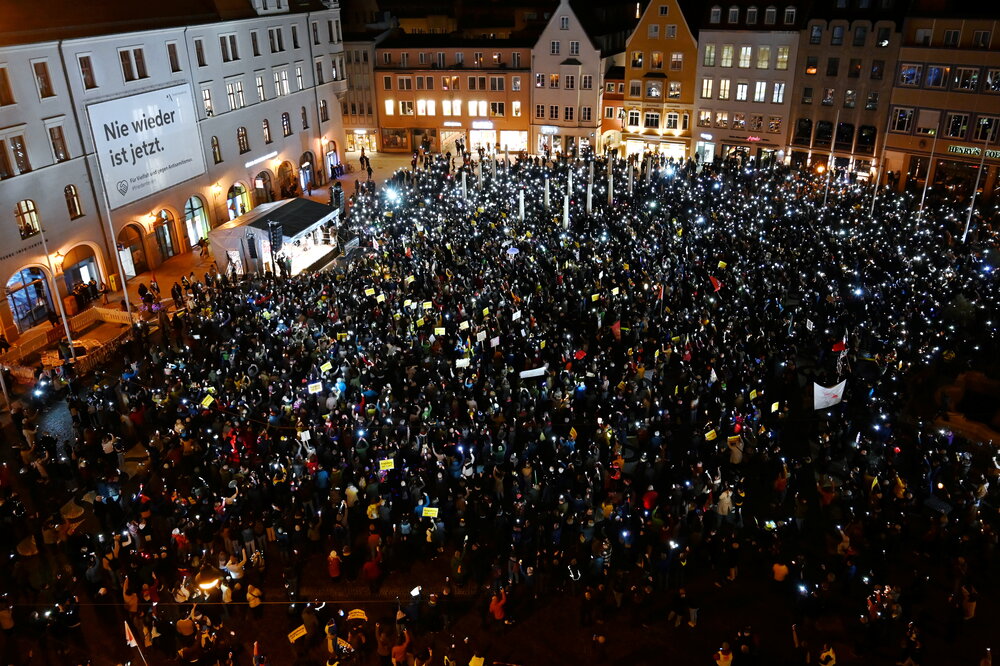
top-left (622, 0), bottom-right (700, 159)
top-left (600, 65), bottom-right (626, 149)
top-left (374, 35), bottom-right (534, 155)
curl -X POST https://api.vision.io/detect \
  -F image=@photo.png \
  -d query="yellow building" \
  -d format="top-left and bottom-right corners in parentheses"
top-left (622, 0), bottom-right (700, 159)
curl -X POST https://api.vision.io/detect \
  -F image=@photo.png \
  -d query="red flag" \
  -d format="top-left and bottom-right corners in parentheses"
top-left (611, 321), bottom-right (621, 341)
top-left (831, 340), bottom-right (846, 352)
top-left (657, 284), bottom-right (664, 301)
top-left (574, 350), bottom-right (588, 360)
top-left (710, 276), bottom-right (723, 292)
top-left (125, 620), bottom-right (138, 648)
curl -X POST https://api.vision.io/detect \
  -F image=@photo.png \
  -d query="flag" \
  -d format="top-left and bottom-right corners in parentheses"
top-left (657, 284), bottom-right (664, 301)
top-left (710, 276), bottom-right (723, 292)
top-left (831, 338), bottom-right (847, 352)
top-left (610, 321), bottom-right (621, 341)
top-left (125, 621), bottom-right (138, 648)
top-left (813, 380), bottom-right (847, 410)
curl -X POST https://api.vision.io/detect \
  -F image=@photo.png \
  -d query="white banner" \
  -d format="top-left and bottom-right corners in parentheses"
top-left (88, 84), bottom-right (206, 208)
top-left (519, 364), bottom-right (548, 379)
top-left (813, 380), bottom-right (846, 410)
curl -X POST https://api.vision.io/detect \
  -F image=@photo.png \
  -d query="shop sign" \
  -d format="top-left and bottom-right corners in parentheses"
top-left (747, 136), bottom-right (761, 142)
top-left (700, 133), bottom-right (713, 140)
top-left (472, 121), bottom-right (494, 130)
top-left (353, 129), bottom-right (369, 135)
top-left (443, 121), bottom-right (462, 127)
top-left (947, 144), bottom-right (1000, 160)
top-left (540, 125), bottom-right (558, 135)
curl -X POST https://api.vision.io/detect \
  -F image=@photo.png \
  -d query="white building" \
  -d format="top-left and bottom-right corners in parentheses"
top-left (0, 0), bottom-right (347, 341)
top-left (693, 1), bottom-right (801, 165)
top-left (530, 0), bottom-right (635, 156)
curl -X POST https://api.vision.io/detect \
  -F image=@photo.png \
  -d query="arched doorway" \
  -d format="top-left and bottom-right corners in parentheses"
top-left (254, 170), bottom-right (274, 204)
top-left (325, 142), bottom-right (340, 180)
top-left (61, 244), bottom-right (100, 292)
top-left (300, 151), bottom-right (316, 193)
top-left (226, 183), bottom-right (251, 220)
top-left (184, 196), bottom-right (210, 248)
top-left (153, 208), bottom-right (180, 259)
top-left (6, 266), bottom-right (54, 333)
top-left (277, 161), bottom-right (296, 197)
top-left (117, 224), bottom-right (147, 279)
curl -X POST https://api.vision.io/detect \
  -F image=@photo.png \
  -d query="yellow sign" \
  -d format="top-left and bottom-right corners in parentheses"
top-left (364, 288), bottom-right (375, 296)
top-left (288, 625), bottom-right (308, 643)
top-left (771, 401), bottom-right (780, 413)
top-left (308, 382), bottom-right (323, 394)
top-left (379, 459), bottom-right (395, 471)
top-left (705, 429), bottom-right (717, 441)
top-left (376, 294), bottom-right (386, 303)
top-left (422, 506), bottom-right (439, 518)
top-left (416, 318), bottom-right (425, 327)
top-left (592, 293), bottom-right (600, 301)
top-left (423, 301), bottom-right (433, 309)
top-left (406, 275), bottom-right (415, 284)
top-left (612, 287), bottom-right (620, 296)
top-left (320, 361), bottom-right (333, 373)
top-left (403, 299), bottom-right (412, 307)
top-left (718, 261), bottom-right (728, 269)
top-left (347, 609), bottom-right (368, 622)
top-left (482, 308), bottom-right (490, 316)
top-left (434, 327), bottom-right (446, 335)
top-left (749, 390), bottom-right (757, 400)
top-left (459, 320), bottom-right (470, 330)
top-left (623, 263), bottom-right (629, 270)
top-left (201, 395), bottom-right (214, 408)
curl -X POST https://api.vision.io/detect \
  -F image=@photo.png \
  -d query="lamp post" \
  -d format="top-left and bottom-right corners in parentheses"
top-left (37, 226), bottom-right (76, 360)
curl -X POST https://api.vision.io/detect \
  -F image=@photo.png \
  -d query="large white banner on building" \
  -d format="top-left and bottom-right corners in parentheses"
top-left (88, 84), bottom-right (205, 209)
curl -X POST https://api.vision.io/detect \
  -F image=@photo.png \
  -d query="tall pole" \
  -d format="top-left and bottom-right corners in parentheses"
top-left (962, 124), bottom-right (993, 243)
top-left (869, 111), bottom-right (896, 221)
top-left (38, 226), bottom-right (76, 360)
top-left (823, 109), bottom-right (841, 208)
top-left (917, 126), bottom-right (940, 221)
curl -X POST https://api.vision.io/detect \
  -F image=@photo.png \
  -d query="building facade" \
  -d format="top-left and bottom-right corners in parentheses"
top-left (694, 1), bottom-right (801, 165)
top-left (343, 25), bottom-right (394, 153)
top-left (374, 36), bottom-right (533, 155)
top-left (883, 8), bottom-right (1000, 200)
top-left (622, 0), bottom-right (700, 160)
top-left (0, 1), bottom-right (347, 341)
top-left (786, 0), bottom-right (905, 175)
top-left (600, 65), bottom-right (627, 150)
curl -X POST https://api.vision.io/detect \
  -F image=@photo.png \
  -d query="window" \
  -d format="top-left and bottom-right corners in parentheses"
top-left (48, 124), bottom-right (68, 161)
top-left (848, 59), bottom-right (862, 79)
top-left (560, 16), bottom-right (569, 29)
top-left (550, 41), bottom-right (560, 55)
top-left (827, 58), bottom-right (839, 77)
top-left (194, 39), bottom-right (206, 67)
top-left (876, 27), bottom-right (890, 47)
top-left (565, 75), bottom-right (575, 90)
top-left (698, 110), bottom-right (712, 126)
top-left (945, 113), bottom-right (969, 138)
top-left (747, 6), bottom-right (758, 23)
top-left (549, 105), bottom-right (559, 120)
top-left (383, 99), bottom-right (394, 116)
top-left (890, 107), bottom-right (913, 132)
top-left (581, 75), bottom-right (592, 89)
top-left (865, 91), bottom-right (879, 110)
top-left (775, 46), bottom-right (788, 70)
top-left (750, 113), bottom-right (763, 130)
top-left (262, 118), bottom-right (272, 144)
top-left (915, 109), bottom-right (940, 135)
top-left (721, 45), bottom-right (734, 67)
top-left (738, 46), bottom-right (751, 68)
top-left (549, 74), bottom-right (559, 88)
top-left (512, 101), bottom-right (521, 117)
top-left (772, 81), bottom-right (785, 103)
top-left (809, 26), bottom-right (822, 44)
top-left (718, 79), bottom-right (731, 99)
top-left (268, 27), bottom-right (285, 53)
top-left (535, 104), bottom-right (545, 119)
top-left (649, 24), bottom-right (660, 39)
top-left (670, 52), bottom-right (683, 70)
top-left (943, 30), bottom-right (960, 47)
top-left (710, 6), bottom-right (722, 23)
top-left (295, 66), bottom-right (303, 90)
top-left (844, 89), bottom-right (856, 108)
top-left (768, 116), bottom-right (782, 133)
top-left (383, 75), bottom-right (392, 91)
top-left (646, 81), bottom-right (663, 98)
top-left (488, 102), bottom-right (504, 117)
top-left (736, 81), bottom-right (748, 100)
top-left (281, 112), bottom-right (292, 135)
top-left (975, 116), bottom-right (999, 142)
top-left (644, 111), bottom-right (660, 128)
top-left (732, 112), bottom-right (746, 129)
top-left (32, 61), bottom-right (55, 98)
top-left (512, 52), bottom-right (521, 68)
top-left (701, 78), bottom-right (714, 98)
top-left (398, 76), bottom-right (412, 90)
top-left (783, 7), bottom-right (795, 23)
top-left (399, 101), bottom-right (414, 115)
top-left (238, 127), bottom-right (251, 154)
top-left (793, 118), bottom-right (812, 143)
top-left (562, 106), bottom-right (573, 121)
top-left (870, 60), bottom-right (884, 80)
top-left (291, 25), bottom-right (299, 49)
top-left (64, 185), bottom-right (83, 219)
top-left (955, 67), bottom-right (979, 91)
top-left (252, 31), bottom-right (261, 57)
top-left (16, 200), bottom-right (40, 239)
top-left (225, 79), bottom-right (245, 110)
top-left (987, 69), bottom-right (1000, 93)
top-left (627, 109), bottom-right (640, 125)
top-left (570, 41), bottom-right (580, 56)
top-left (667, 24), bottom-right (677, 38)
top-left (898, 64), bottom-right (921, 86)
top-left (301, 106), bottom-right (309, 129)
top-left (274, 69), bottom-right (289, 96)
top-left (605, 106), bottom-right (615, 119)
top-left (319, 99), bottom-right (328, 122)
top-left (327, 20), bottom-right (335, 43)
top-left (764, 6), bottom-right (776, 24)
top-left (535, 73), bottom-right (544, 88)
top-left (455, 52), bottom-right (463, 66)
top-left (78, 56), bottom-right (97, 89)
top-left (756, 46), bottom-right (770, 69)
top-left (813, 120), bottom-right (832, 146)
top-left (704, 44), bottom-right (716, 67)
top-left (202, 87), bottom-right (213, 115)
top-left (802, 86), bottom-right (813, 104)
top-left (973, 31), bottom-right (991, 49)
top-left (856, 125), bottom-right (877, 153)
top-left (220, 34), bottom-right (239, 62)
top-left (119, 47), bottom-right (148, 82)
top-left (668, 81), bottom-right (681, 99)
top-left (631, 51), bottom-right (643, 68)
top-left (754, 81), bottom-right (766, 102)
top-left (728, 6), bottom-right (739, 22)
top-left (659, 5), bottom-right (669, 15)
top-left (853, 26), bottom-right (868, 47)
top-left (831, 26), bottom-right (844, 46)
top-left (666, 112), bottom-right (679, 129)
top-left (165, 42), bottom-right (182, 73)
top-left (580, 106), bottom-right (591, 122)
top-left (925, 65), bottom-right (948, 88)
top-left (715, 111), bottom-right (728, 127)
top-left (822, 88), bottom-right (834, 105)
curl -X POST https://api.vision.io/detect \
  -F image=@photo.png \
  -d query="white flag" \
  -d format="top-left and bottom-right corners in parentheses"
top-left (813, 380), bottom-right (847, 410)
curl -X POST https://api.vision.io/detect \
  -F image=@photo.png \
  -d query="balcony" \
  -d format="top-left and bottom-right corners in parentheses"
top-left (329, 77), bottom-right (348, 98)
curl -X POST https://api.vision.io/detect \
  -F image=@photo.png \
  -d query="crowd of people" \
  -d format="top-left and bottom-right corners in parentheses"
top-left (1, 148), bottom-right (998, 665)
